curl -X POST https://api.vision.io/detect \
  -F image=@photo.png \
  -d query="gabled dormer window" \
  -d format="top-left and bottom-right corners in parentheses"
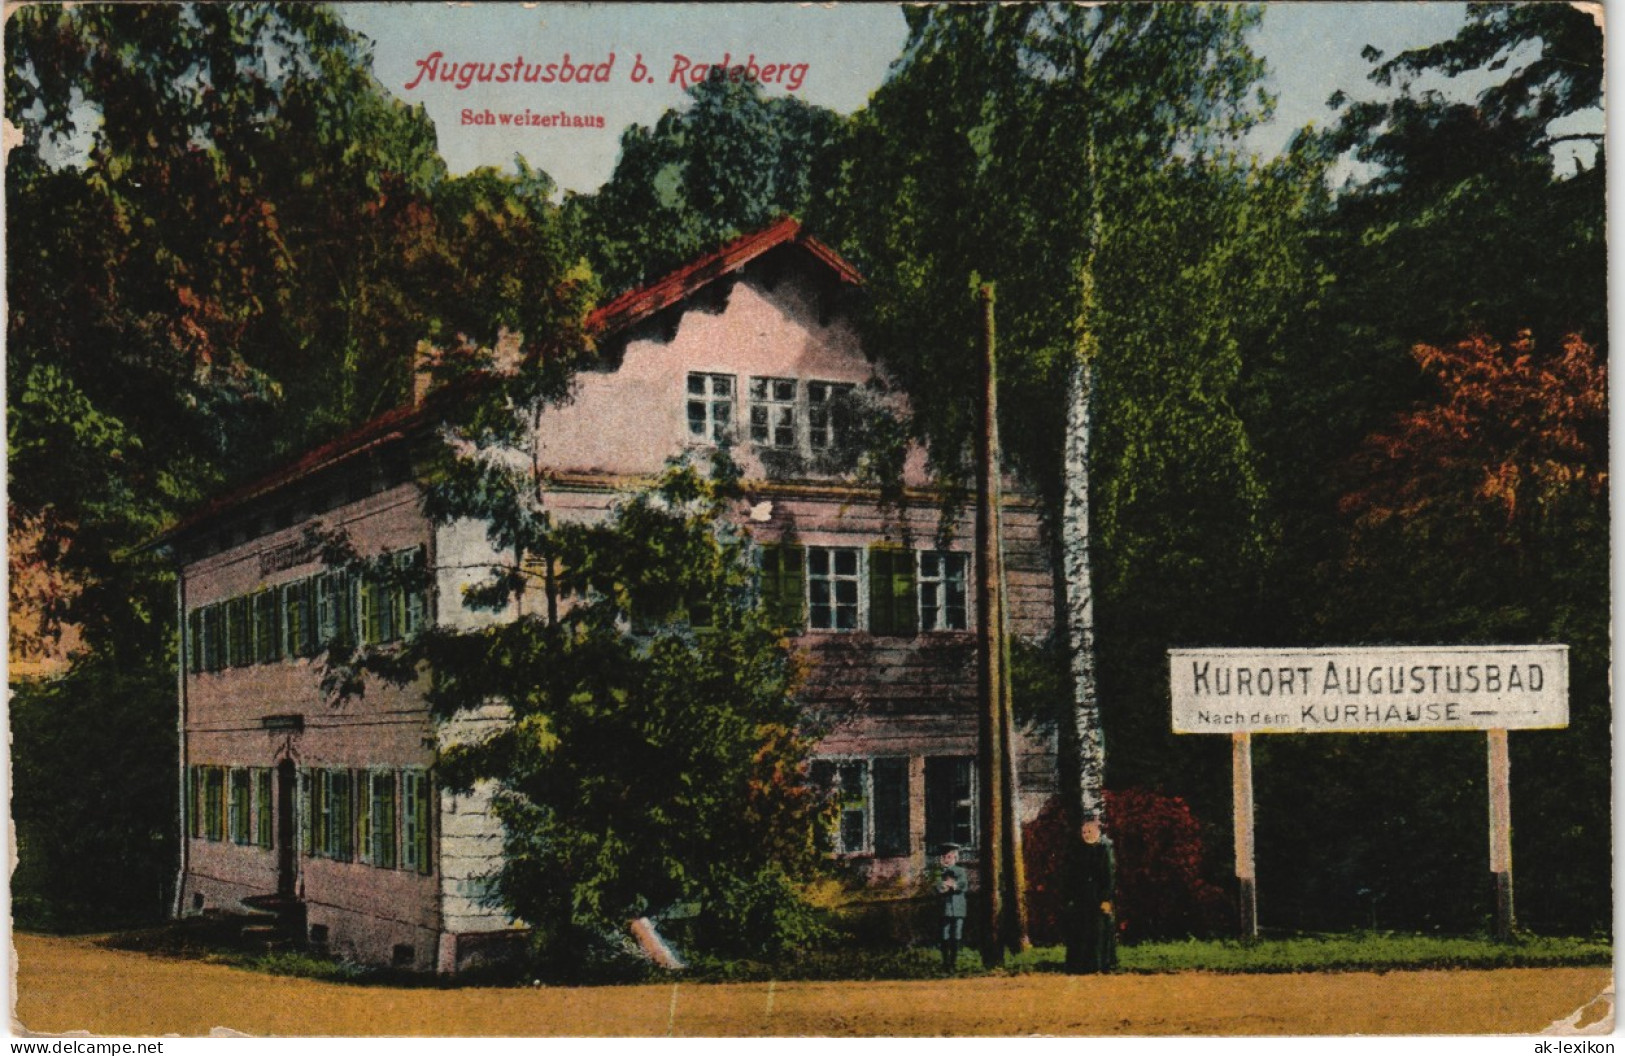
top-left (687, 373), bottom-right (735, 443)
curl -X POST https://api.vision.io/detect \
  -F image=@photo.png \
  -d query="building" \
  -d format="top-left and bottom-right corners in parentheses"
top-left (161, 219), bottom-right (1058, 971)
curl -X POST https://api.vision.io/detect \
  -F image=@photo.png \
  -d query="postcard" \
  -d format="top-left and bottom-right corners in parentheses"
top-left (6, 1), bottom-right (1611, 1042)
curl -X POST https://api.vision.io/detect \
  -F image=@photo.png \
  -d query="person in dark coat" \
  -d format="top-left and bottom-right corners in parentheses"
top-left (1063, 815), bottom-right (1118, 973)
top-left (935, 843), bottom-right (968, 971)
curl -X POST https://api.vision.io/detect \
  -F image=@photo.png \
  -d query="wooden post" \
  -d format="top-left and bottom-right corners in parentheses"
top-left (1487, 728), bottom-right (1514, 940)
top-left (1232, 732), bottom-right (1258, 941)
top-left (989, 291), bottom-right (1030, 954)
top-left (974, 282), bottom-right (1006, 967)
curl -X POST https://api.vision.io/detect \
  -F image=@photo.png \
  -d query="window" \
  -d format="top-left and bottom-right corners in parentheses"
top-left (757, 544), bottom-right (806, 630)
top-left (402, 770), bottom-right (432, 874)
top-left (687, 372), bottom-right (735, 444)
top-left (229, 768), bottom-right (252, 845)
top-left (358, 573), bottom-right (392, 646)
top-left (283, 578), bottom-right (316, 658)
top-left (812, 757), bottom-right (907, 859)
top-left (359, 770), bottom-right (398, 869)
top-left (926, 756), bottom-right (976, 851)
top-left (918, 551), bottom-right (969, 631)
top-left (202, 604), bottom-right (225, 672)
top-left (868, 545), bottom-right (917, 636)
top-left (308, 768), bottom-right (354, 861)
top-left (398, 548), bottom-right (428, 636)
top-left (199, 766), bottom-right (226, 842)
top-left (255, 768), bottom-right (273, 849)
top-left (316, 571), bottom-right (352, 650)
top-left (871, 757), bottom-right (910, 858)
top-left (253, 590), bottom-right (282, 663)
top-left (808, 382), bottom-right (855, 452)
top-left (749, 377), bottom-right (798, 449)
top-left (227, 596), bottom-right (251, 667)
top-left (807, 546), bottom-right (861, 631)
top-left (812, 759), bottom-right (871, 855)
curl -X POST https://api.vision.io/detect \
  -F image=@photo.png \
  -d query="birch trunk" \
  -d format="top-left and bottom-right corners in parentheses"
top-left (1061, 353), bottom-right (1105, 818)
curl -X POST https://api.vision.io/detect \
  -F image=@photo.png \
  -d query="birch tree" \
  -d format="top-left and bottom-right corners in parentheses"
top-left (827, 3), bottom-right (1308, 823)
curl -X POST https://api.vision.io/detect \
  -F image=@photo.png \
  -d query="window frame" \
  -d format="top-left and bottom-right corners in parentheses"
top-left (402, 769), bottom-right (433, 875)
top-left (807, 380), bottom-right (856, 453)
top-left (917, 550), bottom-right (970, 632)
top-left (748, 376), bottom-right (800, 450)
top-left (812, 757), bottom-right (873, 856)
top-left (806, 545), bottom-right (864, 632)
top-left (686, 371), bottom-right (736, 445)
top-left (925, 755), bottom-right (978, 853)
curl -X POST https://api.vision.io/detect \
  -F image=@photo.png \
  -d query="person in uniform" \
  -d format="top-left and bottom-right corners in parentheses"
top-left (935, 843), bottom-right (968, 971)
top-left (1063, 815), bottom-right (1118, 973)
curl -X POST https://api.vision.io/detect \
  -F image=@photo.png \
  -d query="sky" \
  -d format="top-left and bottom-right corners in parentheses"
top-left (335, 2), bottom-right (1515, 195)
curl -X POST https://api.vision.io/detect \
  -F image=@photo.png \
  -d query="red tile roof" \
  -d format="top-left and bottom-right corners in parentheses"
top-left (157, 219), bottom-right (865, 547)
top-left (586, 216), bottom-right (863, 337)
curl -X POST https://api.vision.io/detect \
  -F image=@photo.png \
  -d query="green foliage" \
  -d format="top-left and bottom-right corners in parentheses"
top-left (567, 76), bottom-right (846, 296)
top-left (11, 656), bottom-right (178, 931)
top-left (346, 449), bottom-right (832, 962)
top-left (1240, 11), bottom-right (1609, 936)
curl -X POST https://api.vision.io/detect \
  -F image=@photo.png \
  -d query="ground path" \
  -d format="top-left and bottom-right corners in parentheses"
top-left (10, 933), bottom-right (1613, 1037)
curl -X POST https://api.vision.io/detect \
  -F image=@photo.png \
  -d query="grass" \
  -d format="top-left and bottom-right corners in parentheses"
top-left (94, 919), bottom-right (1610, 986)
top-left (1013, 932), bottom-right (1613, 975)
top-left (681, 931), bottom-right (1610, 983)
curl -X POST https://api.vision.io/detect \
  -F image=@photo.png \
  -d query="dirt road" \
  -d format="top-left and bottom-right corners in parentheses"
top-left (10, 933), bottom-right (1613, 1037)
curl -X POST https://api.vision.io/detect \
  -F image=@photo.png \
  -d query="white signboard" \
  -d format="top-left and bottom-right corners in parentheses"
top-left (1170, 646), bottom-right (1568, 734)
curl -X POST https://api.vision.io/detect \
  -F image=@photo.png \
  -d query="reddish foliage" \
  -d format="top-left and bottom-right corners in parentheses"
top-left (1024, 789), bottom-right (1231, 944)
top-left (1341, 331), bottom-right (1607, 534)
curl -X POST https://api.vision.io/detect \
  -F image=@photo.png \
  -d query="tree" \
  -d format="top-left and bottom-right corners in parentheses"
top-left (1238, 6), bottom-right (1608, 934)
top-left (566, 76), bottom-right (846, 296)
top-left (11, 656), bottom-right (177, 930)
top-left (826, 3), bottom-right (1314, 836)
top-left (334, 453), bottom-right (832, 965)
top-left (4, 3), bottom-right (565, 931)
top-left (5, 3), bottom-right (447, 661)
top-left (1332, 332), bottom-right (1607, 932)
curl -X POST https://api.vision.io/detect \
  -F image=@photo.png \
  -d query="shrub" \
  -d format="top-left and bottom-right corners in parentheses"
top-left (1023, 788), bottom-right (1231, 943)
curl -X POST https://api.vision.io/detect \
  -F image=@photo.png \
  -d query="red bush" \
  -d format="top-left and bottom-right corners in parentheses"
top-left (1023, 789), bottom-right (1231, 944)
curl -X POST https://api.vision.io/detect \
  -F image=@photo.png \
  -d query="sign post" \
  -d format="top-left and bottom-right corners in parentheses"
top-left (1487, 728), bottom-right (1514, 939)
top-left (1170, 645), bottom-right (1567, 940)
top-left (1232, 731), bottom-right (1257, 940)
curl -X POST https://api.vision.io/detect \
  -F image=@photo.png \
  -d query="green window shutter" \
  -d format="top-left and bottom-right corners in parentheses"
top-left (337, 571), bottom-right (354, 649)
top-left (299, 769), bottom-right (312, 855)
top-left (401, 548), bottom-right (427, 637)
top-left (872, 757), bottom-right (911, 858)
top-left (256, 768), bottom-right (273, 848)
top-left (207, 767), bottom-right (225, 842)
top-left (208, 604), bottom-right (226, 671)
top-left (292, 578), bottom-right (315, 656)
top-left (404, 771), bottom-right (432, 875)
top-left (187, 610), bottom-right (203, 674)
top-left (868, 545), bottom-right (917, 636)
top-left (227, 596), bottom-right (249, 666)
top-left (335, 770), bottom-right (354, 861)
top-left (359, 576), bottom-right (378, 646)
top-left (373, 771), bottom-right (398, 869)
top-left (187, 766), bottom-right (199, 839)
top-left (760, 544), bottom-right (805, 630)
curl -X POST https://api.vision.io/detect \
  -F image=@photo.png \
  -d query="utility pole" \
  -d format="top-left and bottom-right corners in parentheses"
top-left (975, 282), bottom-right (1007, 968)
top-left (988, 289), bottom-right (1030, 954)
